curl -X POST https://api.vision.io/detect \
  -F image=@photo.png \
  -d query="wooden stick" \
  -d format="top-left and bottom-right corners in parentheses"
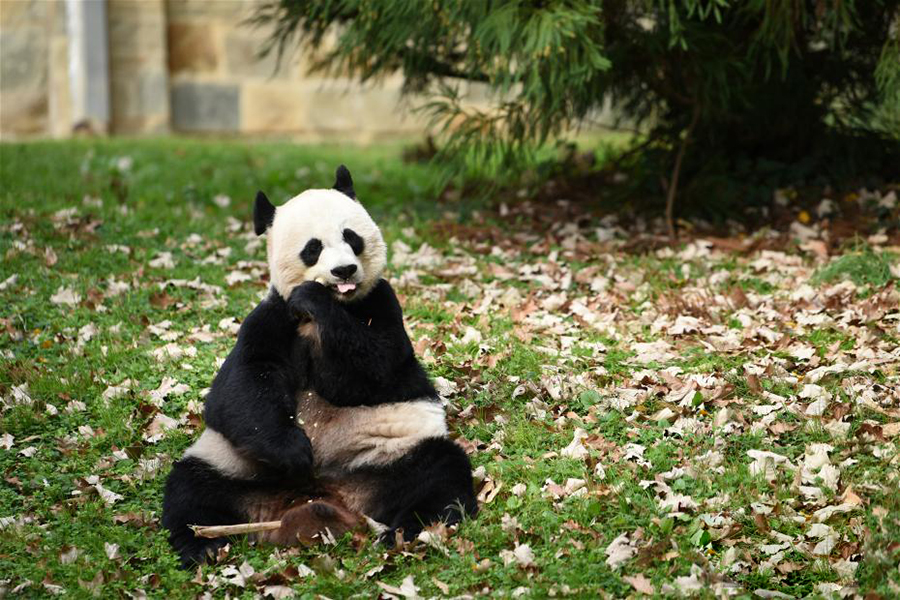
top-left (190, 521), bottom-right (282, 538)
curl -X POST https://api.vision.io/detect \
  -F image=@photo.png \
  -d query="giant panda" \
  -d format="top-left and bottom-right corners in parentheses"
top-left (162, 166), bottom-right (477, 566)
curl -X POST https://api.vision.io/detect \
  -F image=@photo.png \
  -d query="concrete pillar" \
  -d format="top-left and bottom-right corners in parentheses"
top-left (65, 0), bottom-right (110, 133)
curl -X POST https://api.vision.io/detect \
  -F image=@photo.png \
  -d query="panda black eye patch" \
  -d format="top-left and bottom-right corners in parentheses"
top-left (343, 229), bottom-right (365, 255)
top-left (300, 238), bottom-right (323, 266)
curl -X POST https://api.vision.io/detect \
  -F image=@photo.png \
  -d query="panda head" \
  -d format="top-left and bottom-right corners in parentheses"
top-left (254, 165), bottom-right (387, 303)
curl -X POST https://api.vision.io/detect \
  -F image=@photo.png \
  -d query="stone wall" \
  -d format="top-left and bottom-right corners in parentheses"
top-left (164, 0), bottom-right (426, 140)
top-left (0, 0), bottom-right (430, 140)
top-left (0, 0), bottom-right (66, 137)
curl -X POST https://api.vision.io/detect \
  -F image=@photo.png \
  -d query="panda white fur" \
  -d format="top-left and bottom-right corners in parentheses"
top-left (162, 166), bottom-right (477, 566)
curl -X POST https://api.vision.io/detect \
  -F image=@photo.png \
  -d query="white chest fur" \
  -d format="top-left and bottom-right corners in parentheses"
top-left (296, 391), bottom-right (447, 471)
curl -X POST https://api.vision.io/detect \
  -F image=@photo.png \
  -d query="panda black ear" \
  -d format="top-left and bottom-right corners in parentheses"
top-left (333, 165), bottom-right (356, 199)
top-left (253, 191), bottom-right (275, 235)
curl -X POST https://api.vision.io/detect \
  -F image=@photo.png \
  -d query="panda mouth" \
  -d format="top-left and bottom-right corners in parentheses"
top-left (332, 282), bottom-right (357, 295)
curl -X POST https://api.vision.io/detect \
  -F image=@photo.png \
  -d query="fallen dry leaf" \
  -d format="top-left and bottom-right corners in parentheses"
top-left (623, 573), bottom-right (654, 594)
top-left (605, 532), bottom-right (636, 569)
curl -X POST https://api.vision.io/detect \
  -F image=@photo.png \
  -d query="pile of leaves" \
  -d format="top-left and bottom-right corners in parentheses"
top-left (1, 140), bottom-right (899, 597)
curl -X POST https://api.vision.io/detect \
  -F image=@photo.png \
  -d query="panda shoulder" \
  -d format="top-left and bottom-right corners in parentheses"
top-left (240, 289), bottom-right (290, 327)
top-left (228, 289), bottom-right (293, 351)
top-left (372, 277), bottom-right (395, 296)
top-left (364, 279), bottom-right (403, 314)
top-left (370, 278), bottom-right (400, 302)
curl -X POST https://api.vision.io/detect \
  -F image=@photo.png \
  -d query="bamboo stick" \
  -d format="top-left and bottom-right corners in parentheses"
top-left (189, 520), bottom-right (282, 538)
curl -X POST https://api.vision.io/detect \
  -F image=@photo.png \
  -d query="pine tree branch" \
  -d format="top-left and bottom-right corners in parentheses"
top-left (405, 52), bottom-right (490, 84)
top-left (664, 102), bottom-right (701, 241)
top-left (385, 49), bottom-right (489, 85)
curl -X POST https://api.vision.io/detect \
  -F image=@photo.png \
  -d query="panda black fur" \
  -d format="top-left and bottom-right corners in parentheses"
top-left (162, 166), bottom-right (477, 566)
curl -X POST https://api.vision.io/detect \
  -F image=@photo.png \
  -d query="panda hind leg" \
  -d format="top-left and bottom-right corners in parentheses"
top-left (370, 437), bottom-right (478, 544)
top-left (162, 457), bottom-right (248, 568)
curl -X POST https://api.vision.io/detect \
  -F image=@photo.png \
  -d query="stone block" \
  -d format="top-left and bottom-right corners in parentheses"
top-left (302, 81), bottom-right (423, 134)
top-left (139, 71), bottom-right (169, 113)
top-left (1, 26), bottom-right (48, 90)
top-left (107, 0), bottom-right (166, 62)
top-left (0, 89), bottom-right (48, 137)
top-left (171, 81), bottom-right (240, 132)
top-left (241, 82), bottom-right (308, 133)
top-left (224, 31), bottom-right (286, 79)
top-left (109, 0), bottom-right (165, 13)
top-left (111, 67), bottom-right (168, 132)
top-left (167, 21), bottom-right (219, 73)
top-left (165, 0), bottom-right (256, 20)
top-left (49, 0), bottom-right (67, 35)
top-left (240, 77), bottom-right (427, 138)
top-left (48, 35), bottom-right (72, 137)
top-left (112, 113), bottom-right (169, 135)
top-left (0, 0), bottom-right (50, 27)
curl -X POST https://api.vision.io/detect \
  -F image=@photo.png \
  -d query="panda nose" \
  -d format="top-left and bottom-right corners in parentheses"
top-left (331, 264), bottom-right (357, 280)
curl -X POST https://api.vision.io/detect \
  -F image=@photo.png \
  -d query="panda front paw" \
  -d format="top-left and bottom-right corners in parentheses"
top-left (283, 430), bottom-right (315, 482)
top-left (288, 281), bottom-right (331, 321)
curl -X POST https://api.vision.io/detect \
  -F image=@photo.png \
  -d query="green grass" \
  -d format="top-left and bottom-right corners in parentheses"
top-left (812, 242), bottom-right (897, 290)
top-left (2, 139), bottom-right (898, 597)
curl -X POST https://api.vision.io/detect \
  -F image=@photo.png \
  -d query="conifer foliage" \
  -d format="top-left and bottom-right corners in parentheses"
top-left (254, 1), bottom-right (900, 217)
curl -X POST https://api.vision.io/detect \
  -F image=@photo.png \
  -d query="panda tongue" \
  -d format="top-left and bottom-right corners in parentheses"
top-left (337, 282), bottom-right (356, 294)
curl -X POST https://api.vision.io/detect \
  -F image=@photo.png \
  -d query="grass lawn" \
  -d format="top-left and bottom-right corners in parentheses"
top-left (1, 139), bottom-right (899, 598)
